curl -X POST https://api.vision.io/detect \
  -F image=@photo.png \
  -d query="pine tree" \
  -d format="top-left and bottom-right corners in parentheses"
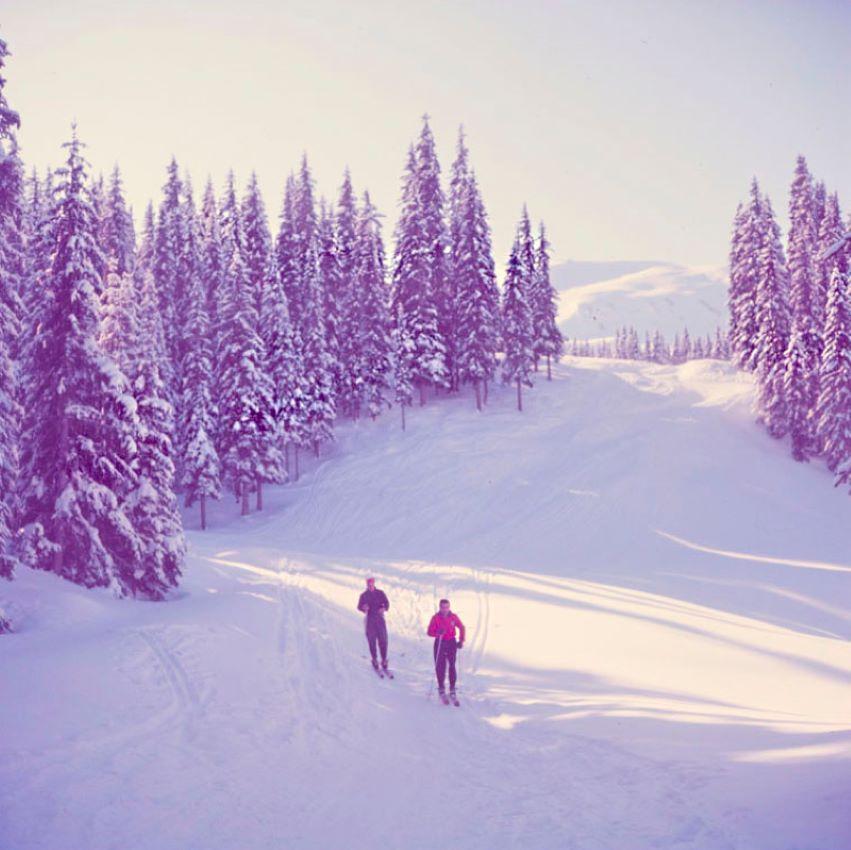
top-left (533, 222), bottom-right (564, 379)
top-left (785, 155), bottom-right (820, 458)
top-left (501, 236), bottom-right (534, 411)
top-left (447, 127), bottom-right (471, 391)
top-left (102, 165), bottom-right (136, 276)
top-left (815, 193), bottom-right (845, 330)
top-left (200, 179), bottom-right (226, 357)
top-left (153, 158), bottom-right (183, 402)
top-left (334, 170), bottom-right (360, 416)
top-left (259, 240), bottom-right (304, 480)
top-left (753, 197), bottom-right (791, 438)
top-left (17, 129), bottom-right (144, 594)
top-left (391, 134), bottom-right (447, 403)
top-left (125, 269), bottom-right (186, 593)
top-left (353, 191), bottom-right (392, 418)
top-left (318, 198), bottom-right (344, 411)
top-left (179, 190), bottom-right (222, 529)
top-left (217, 177), bottom-right (279, 513)
top-left (651, 330), bottom-right (669, 363)
top-left (729, 180), bottom-right (763, 369)
top-left (241, 173), bottom-right (286, 484)
top-left (0, 37), bottom-right (22, 585)
top-left (817, 265), bottom-right (851, 480)
top-left (454, 171), bottom-right (500, 409)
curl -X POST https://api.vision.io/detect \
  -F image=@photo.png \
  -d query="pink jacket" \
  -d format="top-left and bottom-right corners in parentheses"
top-left (427, 612), bottom-right (466, 643)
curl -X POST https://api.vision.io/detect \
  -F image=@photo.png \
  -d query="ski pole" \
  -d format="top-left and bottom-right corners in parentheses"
top-left (431, 633), bottom-right (443, 698)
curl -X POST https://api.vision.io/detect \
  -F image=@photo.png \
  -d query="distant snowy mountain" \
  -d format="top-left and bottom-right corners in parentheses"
top-left (554, 260), bottom-right (729, 340)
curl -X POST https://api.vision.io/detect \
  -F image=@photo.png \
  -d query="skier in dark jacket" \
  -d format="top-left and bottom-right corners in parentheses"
top-left (427, 598), bottom-right (466, 702)
top-left (357, 577), bottom-right (390, 672)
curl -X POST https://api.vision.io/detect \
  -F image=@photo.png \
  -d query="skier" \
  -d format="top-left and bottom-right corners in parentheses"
top-left (357, 576), bottom-right (391, 675)
top-left (427, 598), bottom-right (465, 705)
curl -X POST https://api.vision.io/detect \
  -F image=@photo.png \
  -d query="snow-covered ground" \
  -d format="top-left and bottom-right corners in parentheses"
top-left (554, 260), bottom-right (728, 340)
top-left (2, 358), bottom-right (850, 850)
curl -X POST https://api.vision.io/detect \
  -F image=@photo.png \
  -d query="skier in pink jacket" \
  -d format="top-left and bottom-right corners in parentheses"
top-left (427, 599), bottom-right (466, 703)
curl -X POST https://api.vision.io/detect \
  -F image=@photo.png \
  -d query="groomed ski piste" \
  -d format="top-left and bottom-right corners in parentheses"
top-left (2, 357), bottom-right (850, 850)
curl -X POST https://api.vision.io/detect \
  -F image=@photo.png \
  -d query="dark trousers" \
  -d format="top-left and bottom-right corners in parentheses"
top-left (433, 637), bottom-right (458, 691)
top-left (366, 618), bottom-right (388, 664)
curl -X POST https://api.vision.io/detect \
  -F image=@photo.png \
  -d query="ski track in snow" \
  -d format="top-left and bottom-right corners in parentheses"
top-left (2, 358), bottom-right (851, 849)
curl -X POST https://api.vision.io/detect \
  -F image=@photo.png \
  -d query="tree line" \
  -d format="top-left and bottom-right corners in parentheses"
top-left (0, 41), bottom-right (562, 616)
top-left (729, 156), bottom-right (851, 480)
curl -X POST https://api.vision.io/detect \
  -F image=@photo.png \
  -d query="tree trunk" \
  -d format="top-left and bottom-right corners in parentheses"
top-left (534, 357), bottom-right (539, 373)
top-left (547, 355), bottom-right (552, 381)
top-left (241, 483), bottom-right (250, 516)
top-left (284, 442), bottom-right (290, 478)
top-left (294, 446), bottom-right (300, 481)
top-left (200, 494), bottom-right (207, 531)
top-left (314, 439), bottom-right (320, 458)
top-left (483, 379), bottom-right (489, 405)
top-left (401, 402), bottom-right (406, 431)
top-left (516, 378), bottom-right (523, 412)
top-left (419, 383), bottom-right (426, 406)
top-left (475, 379), bottom-right (482, 411)
top-left (256, 479), bottom-right (263, 511)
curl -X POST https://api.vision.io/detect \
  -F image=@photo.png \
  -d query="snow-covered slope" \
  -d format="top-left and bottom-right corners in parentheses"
top-left (554, 260), bottom-right (729, 340)
top-left (2, 359), bottom-right (850, 850)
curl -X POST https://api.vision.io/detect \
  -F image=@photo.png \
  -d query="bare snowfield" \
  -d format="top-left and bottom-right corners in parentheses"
top-left (2, 358), bottom-right (850, 850)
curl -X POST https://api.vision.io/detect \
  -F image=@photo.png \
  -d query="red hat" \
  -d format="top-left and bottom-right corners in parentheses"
top-left (366, 576), bottom-right (375, 585)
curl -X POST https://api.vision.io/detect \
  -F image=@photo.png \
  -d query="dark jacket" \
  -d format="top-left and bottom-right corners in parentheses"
top-left (357, 588), bottom-right (390, 623)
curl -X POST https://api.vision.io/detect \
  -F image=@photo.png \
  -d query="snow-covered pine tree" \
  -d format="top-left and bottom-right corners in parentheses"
top-left (729, 180), bottom-right (763, 369)
top-left (318, 198), bottom-right (344, 411)
top-left (447, 126), bottom-right (471, 391)
top-left (181, 256), bottom-right (222, 529)
top-left (391, 306), bottom-right (414, 430)
top-left (353, 191), bottom-right (392, 418)
top-left (300, 239), bottom-right (336, 455)
top-left (454, 171), bottom-right (500, 409)
top-left (259, 235), bottom-right (304, 480)
top-left (17, 129), bottom-right (144, 593)
top-left (815, 193), bottom-right (845, 330)
top-left (753, 197), bottom-right (791, 438)
top-left (200, 179), bottom-right (226, 359)
top-left (153, 158), bottom-right (183, 402)
top-left (501, 235), bottom-right (534, 411)
top-left (124, 269), bottom-right (186, 593)
top-left (391, 137), bottom-right (447, 404)
top-left (416, 117), bottom-right (452, 393)
top-left (651, 330), bottom-right (668, 363)
top-left (816, 265), bottom-right (851, 480)
top-left (334, 171), bottom-right (360, 416)
top-left (275, 173), bottom-right (300, 329)
top-left (516, 207), bottom-right (539, 367)
top-left (241, 172), bottom-right (274, 316)
top-left (533, 222), bottom-right (564, 379)
top-left (102, 165), bottom-right (136, 276)
top-left (217, 174), bottom-right (279, 514)
top-left (240, 173), bottom-right (286, 485)
top-left (0, 36), bottom-right (22, 586)
top-left (785, 155), bottom-right (820, 458)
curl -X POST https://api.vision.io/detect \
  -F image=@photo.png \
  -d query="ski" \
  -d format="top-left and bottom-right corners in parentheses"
top-left (383, 668), bottom-right (394, 679)
top-left (450, 693), bottom-right (460, 707)
top-left (439, 691), bottom-right (450, 706)
top-left (371, 663), bottom-right (384, 679)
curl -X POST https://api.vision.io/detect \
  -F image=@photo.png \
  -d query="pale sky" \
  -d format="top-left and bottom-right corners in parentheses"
top-left (3, 0), bottom-right (850, 267)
